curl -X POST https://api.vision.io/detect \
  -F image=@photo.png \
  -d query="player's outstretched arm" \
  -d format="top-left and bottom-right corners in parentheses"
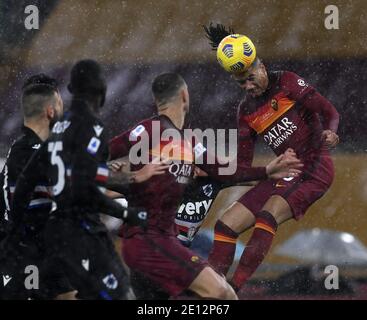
top-left (284, 71), bottom-right (340, 148)
top-left (71, 123), bottom-right (135, 220)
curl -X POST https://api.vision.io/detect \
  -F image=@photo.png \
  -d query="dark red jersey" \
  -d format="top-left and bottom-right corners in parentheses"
top-left (110, 115), bottom-right (196, 235)
top-left (109, 115), bottom-right (268, 235)
top-left (237, 71), bottom-right (339, 179)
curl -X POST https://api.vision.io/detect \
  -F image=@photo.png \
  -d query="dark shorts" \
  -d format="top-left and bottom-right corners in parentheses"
top-left (44, 215), bottom-right (130, 300)
top-left (238, 154), bottom-right (334, 220)
top-left (122, 232), bottom-right (208, 297)
top-left (0, 238), bottom-right (72, 300)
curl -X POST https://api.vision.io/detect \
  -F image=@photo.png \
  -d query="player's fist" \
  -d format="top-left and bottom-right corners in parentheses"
top-left (122, 207), bottom-right (148, 230)
top-left (322, 130), bottom-right (339, 148)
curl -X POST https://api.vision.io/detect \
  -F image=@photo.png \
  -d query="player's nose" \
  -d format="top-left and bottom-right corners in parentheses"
top-left (242, 80), bottom-right (255, 91)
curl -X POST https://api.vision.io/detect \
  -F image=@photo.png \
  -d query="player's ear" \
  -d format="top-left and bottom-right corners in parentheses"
top-left (181, 86), bottom-right (189, 104)
top-left (46, 104), bottom-right (55, 120)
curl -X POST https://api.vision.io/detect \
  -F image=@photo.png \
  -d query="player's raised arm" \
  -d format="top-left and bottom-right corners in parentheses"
top-left (283, 71), bottom-right (340, 148)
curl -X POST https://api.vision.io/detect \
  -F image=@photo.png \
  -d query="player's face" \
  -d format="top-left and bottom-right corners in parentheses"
top-left (53, 91), bottom-right (64, 120)
top-left (182, 85), bottom-right (190, 114)
top-left (49, 91), bottom-right (64, 127)
top-left (232, 63), bottom-right (269, 97)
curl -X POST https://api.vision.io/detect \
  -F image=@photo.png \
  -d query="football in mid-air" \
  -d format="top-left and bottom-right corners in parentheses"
top-left (216, 34), bottom-right (256, 73)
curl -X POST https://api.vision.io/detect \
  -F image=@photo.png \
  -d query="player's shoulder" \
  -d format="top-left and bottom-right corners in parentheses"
top-left (66, 108), bottom-right (105, 136)
top-left (237, 95), bottom-right (251, 116)
top-left (8, 129), bottom-right (42, 157)
top-left (129, 115), bottom-right (159, 138)
top-left (280, 70), bottom-right (307, 85)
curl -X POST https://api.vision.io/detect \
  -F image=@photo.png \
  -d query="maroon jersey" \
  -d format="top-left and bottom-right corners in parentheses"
top-left (109, 114), bottom-right (268, 235)
top-left (237, 71), bottom-right (339, 182)
top-left (110, 115), bottom-right (193, 235)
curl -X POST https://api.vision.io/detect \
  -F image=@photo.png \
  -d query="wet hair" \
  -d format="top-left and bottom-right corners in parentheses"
top-left (203, 23), bottom-right (235, 50)
top-left (21, 74), bottom-right (59, 119)
top-left (152, 73), bottom-right (186, 107)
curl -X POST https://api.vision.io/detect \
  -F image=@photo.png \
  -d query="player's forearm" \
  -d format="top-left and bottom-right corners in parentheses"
top-left (107, 170), bottom-right (134, 185)
top-left (199, 162), bottom-right (267, 183)
top-left (76, 183), bottom-right (126, 219)
top-left (105, 182), bottom-right (130, 196)
top-left (302, 91), bottom-right (340, 132)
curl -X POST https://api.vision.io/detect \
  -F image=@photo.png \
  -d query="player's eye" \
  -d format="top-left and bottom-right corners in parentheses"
top-left (236, 79), bottom-right (247, 85)
top-left (235, 74), bottom-right (254, 85)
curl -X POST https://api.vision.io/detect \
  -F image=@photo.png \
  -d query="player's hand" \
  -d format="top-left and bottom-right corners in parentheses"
top-left (283, 148), bottom-right (297, 159)
top-left (122, 207), bottom-right (148, 230)
top-left (266, 152), bottom-right (303, 180)
top-left (132, 158), bottom-right (170, 183)
top-left (322, 130), bottom-right (339, 148)
top-left (108, 159), bottom-right (128, 172)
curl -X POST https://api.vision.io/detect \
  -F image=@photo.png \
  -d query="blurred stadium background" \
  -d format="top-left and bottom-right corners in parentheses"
top-left (1, 0), bottom-right (366, 299)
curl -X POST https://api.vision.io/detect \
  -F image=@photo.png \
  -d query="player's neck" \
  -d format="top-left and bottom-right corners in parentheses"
top-left (158, 105), bottom-right (185, 130)
top-left (24, 119), bottom-right (50, 141)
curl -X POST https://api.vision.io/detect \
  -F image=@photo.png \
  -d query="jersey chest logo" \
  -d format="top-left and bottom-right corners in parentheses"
top-left (244, 92), bottom-right (295, 134)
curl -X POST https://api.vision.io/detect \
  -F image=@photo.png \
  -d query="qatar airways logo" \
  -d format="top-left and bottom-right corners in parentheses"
top-left (169, 163), bottom-right (192, 184)
top-left (128, 121), bottom-right (238, 175)
top-left (263, 117), bottom-right (297, 149)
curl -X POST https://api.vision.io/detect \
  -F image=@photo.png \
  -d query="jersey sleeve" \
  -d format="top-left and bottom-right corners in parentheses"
top-left (0, 144), bottom-right (33, 223)
top-left (11, 143), bottom-right (49, 230)
top-left (109, 120), bottom-right (152, 160)
top-left (70, 122), bottom-right (126, 219)
top-left (109, 129), bottom-right (132, 160)
top-left (281, 71), bottom-right (316, 102)
top-left (282, 71), bottom-right (340, 132)
top-left (195, 106), bottom-right (267, 183)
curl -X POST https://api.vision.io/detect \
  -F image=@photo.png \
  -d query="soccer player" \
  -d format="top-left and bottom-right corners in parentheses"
top-left (0, 74), bottom-right (73, 299)
top-left (204, 24), bottom-right (340, 292)
top-left (0, 75), bottom-right (62, 240)
top-left (109, 72), bottom-right (302, 299)
top-left (11, 60), bottom-right (147, 300)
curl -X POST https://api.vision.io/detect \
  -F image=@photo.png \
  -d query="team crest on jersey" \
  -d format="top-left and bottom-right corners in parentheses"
top-left (191, 256), bottom-right (200, 263)
top-left (271, 99), bottom-right (278, 111)
top-left (102, 273), bottom-right (118, 290)
top-left (202, 184), bottom-right (213, 197)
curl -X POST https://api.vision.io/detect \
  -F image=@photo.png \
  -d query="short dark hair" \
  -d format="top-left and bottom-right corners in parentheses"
top-left (21, 81), bottom-right (58, 119)
top-left (152, 73), bottom-right (186, 107)
top-left (68, 59), bottom-right (106, 95)
top-left (22, 73), bottom-right (59, 91)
